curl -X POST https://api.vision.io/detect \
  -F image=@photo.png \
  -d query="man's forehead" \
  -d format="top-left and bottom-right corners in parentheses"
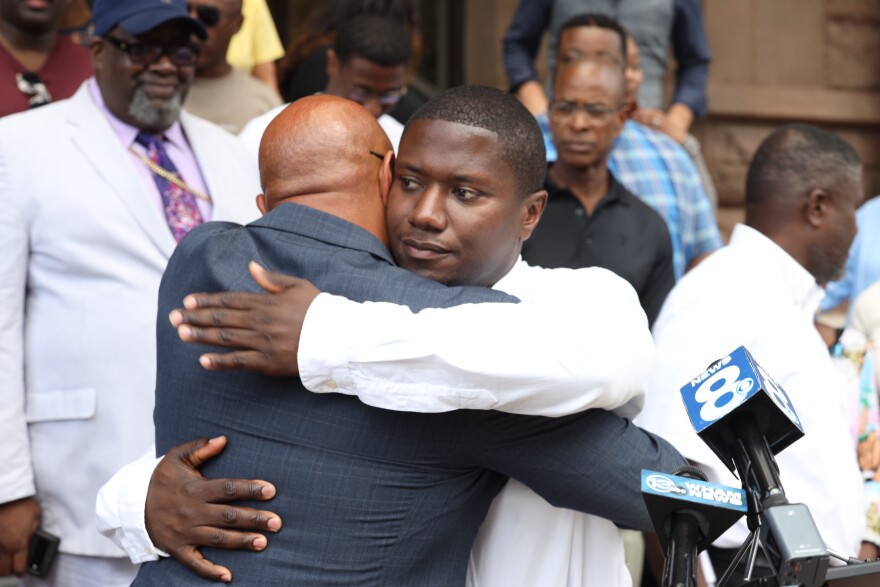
top-left (403, 118), bottom-right (497, 141)
top-left (556, 68), bottom-right (621, 100)
top-left (559, 27), bottom-right (624, 64)
top-left (395, 119), bottom-right (518, 184)
top-left (400, 119), bottom-right (499, 157)
top-left (346, 57), bottom-right (405, 81)
top-left (114, 19), bottom-right (193, 42)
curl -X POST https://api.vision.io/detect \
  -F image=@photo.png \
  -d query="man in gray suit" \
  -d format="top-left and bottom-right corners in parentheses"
top-left (116, 90), bottom-right (685, 586)
top-left (0, 0), bottom-right (258, 584)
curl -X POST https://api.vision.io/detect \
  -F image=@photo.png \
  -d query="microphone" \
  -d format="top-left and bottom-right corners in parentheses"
top-left (641, 466), bottom-right (747, 587)
top-left (678, 345), bottom-right (803, 490)
top-left (679, 346), bottom-right (829, 586)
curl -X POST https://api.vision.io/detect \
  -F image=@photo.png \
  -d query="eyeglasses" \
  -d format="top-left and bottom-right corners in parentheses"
top-left (349, 86), bottom-right (408, 108)
top-left (104, 36), bottom-right (200, 67)
top-left (187, 4), bottom-right (223, 27)
top-left (548, 101), bottom-right (622, 125)
top-left (15, 72), bottom-right (52, 109)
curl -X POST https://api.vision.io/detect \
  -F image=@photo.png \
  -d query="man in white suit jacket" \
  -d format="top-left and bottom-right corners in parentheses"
top-left (0, 1), bottom-right (259, 584)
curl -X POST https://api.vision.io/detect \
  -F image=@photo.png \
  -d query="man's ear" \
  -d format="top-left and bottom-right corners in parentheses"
top-left (805, 188), bottom-right (829, 229)
top-left (255, 193), bottom-right (268, 215)
top-left (90, 36), bottom-right (105, 72)
top-left (519, 189), bottom-right (548, 240)
top-left (378, 150), bottom-right (395, 205)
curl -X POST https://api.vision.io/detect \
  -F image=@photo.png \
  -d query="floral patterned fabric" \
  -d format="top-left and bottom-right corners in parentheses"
top-left (832, 329), bottom-right (880, 546)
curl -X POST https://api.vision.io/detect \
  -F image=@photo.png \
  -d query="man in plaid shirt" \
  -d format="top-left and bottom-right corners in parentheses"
top-left (539, 14), bottom-right (722, 279)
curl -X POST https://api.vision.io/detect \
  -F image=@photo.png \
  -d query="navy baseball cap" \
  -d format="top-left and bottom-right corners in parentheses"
top-left (92, 0), bottom-right (207, 40)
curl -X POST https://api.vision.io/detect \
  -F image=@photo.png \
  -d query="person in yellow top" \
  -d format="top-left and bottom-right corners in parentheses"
top-left (227, 0), bottom-right (284, 91)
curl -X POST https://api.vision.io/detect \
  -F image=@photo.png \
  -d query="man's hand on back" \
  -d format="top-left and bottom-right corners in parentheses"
top-left (146, 436), bottom-right (282, 583)
top-left (0, 496), bottom-right (40, 576)
top-left (169, 261), bottom-right (320, 376)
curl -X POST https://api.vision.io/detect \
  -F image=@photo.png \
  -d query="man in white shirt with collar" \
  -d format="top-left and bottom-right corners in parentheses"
top-left (637, 123), bottom-right (873, 583)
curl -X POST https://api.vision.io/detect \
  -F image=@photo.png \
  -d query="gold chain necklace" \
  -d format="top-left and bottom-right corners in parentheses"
top-left (128, 146), bottom-right (213, 204)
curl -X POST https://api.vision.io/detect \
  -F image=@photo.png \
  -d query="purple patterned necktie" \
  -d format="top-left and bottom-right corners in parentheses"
top-left (135, 132), bottom-right (204, 242)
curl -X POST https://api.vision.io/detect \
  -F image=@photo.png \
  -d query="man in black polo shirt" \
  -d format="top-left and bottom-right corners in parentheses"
top-left (522, 56), bottom-right (674, 326)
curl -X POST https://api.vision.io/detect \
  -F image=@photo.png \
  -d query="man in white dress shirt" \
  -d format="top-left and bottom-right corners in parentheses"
top-left (637, 123), bottom-right (873, 583)
top-left (96, 88), bottom-right (682, 586)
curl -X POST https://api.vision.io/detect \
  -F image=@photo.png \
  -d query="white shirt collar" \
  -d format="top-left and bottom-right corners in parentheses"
top-left (491, 257), bottom-right (528, 294)
top-left (729, 224), bottom-right (824, 314)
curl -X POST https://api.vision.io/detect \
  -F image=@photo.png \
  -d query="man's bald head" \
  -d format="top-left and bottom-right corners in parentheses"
top-left (259, 96), bottom-right (392, 203)
top-left (257, 96), bottom-right (394, 244)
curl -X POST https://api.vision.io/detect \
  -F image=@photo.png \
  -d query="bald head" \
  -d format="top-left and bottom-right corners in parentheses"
top-left (257, 96), bottom-right (394, 244)
top-left (260, 96), bottom-right (392, 203)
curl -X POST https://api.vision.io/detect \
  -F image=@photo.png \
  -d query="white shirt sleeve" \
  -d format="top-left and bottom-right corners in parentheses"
top-left (95, 447), bottom-right (169, 563)
top-left (299, 264), bottom-right (652, 418)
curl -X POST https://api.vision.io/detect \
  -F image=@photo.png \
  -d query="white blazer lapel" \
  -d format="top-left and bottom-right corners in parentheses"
top-left (66, 85), bottom-right (177, 259)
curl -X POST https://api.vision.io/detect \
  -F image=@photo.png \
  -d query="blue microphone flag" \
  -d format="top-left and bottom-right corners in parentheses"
top-left (679, 346), bottom-right (804, 472)
top-left (641, 470), bottom-right (746, 552)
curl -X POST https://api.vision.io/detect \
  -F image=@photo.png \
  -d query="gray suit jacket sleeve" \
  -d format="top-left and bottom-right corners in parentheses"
top-left (470, 407), bottom-right (686, 531)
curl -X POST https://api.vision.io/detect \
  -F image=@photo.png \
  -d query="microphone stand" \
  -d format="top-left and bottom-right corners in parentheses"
top-left (715, 531), bottom-right (761, 587)
top-left (662, 512), bottom-right (701, 587)
top-left (717, 414), bottom-right (774, 587)
top-left (657, 465), bottom-right (747, 587)
top-left (718, 414), bottom-right (831, 587)
top-left (713, 413), bottom-right (880, 587)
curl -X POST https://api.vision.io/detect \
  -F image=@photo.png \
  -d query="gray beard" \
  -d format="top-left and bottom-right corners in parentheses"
top-left (128, 86), bottom-right (182, 131)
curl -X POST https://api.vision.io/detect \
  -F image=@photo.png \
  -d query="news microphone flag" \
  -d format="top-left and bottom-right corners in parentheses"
top-left (641, 470), bottom-right (746, 553)
top-left (679, 346), bottom-right (804, 473)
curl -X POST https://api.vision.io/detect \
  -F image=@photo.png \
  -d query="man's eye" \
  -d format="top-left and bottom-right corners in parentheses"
top-left (559, 51), bottom-right (581, 64)
top-left (399, 177), bottom-right (420, 190)
top-left (453, 188), bottom-right (479, 201)
top-left (553, 103), bottom-right (576, 116)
